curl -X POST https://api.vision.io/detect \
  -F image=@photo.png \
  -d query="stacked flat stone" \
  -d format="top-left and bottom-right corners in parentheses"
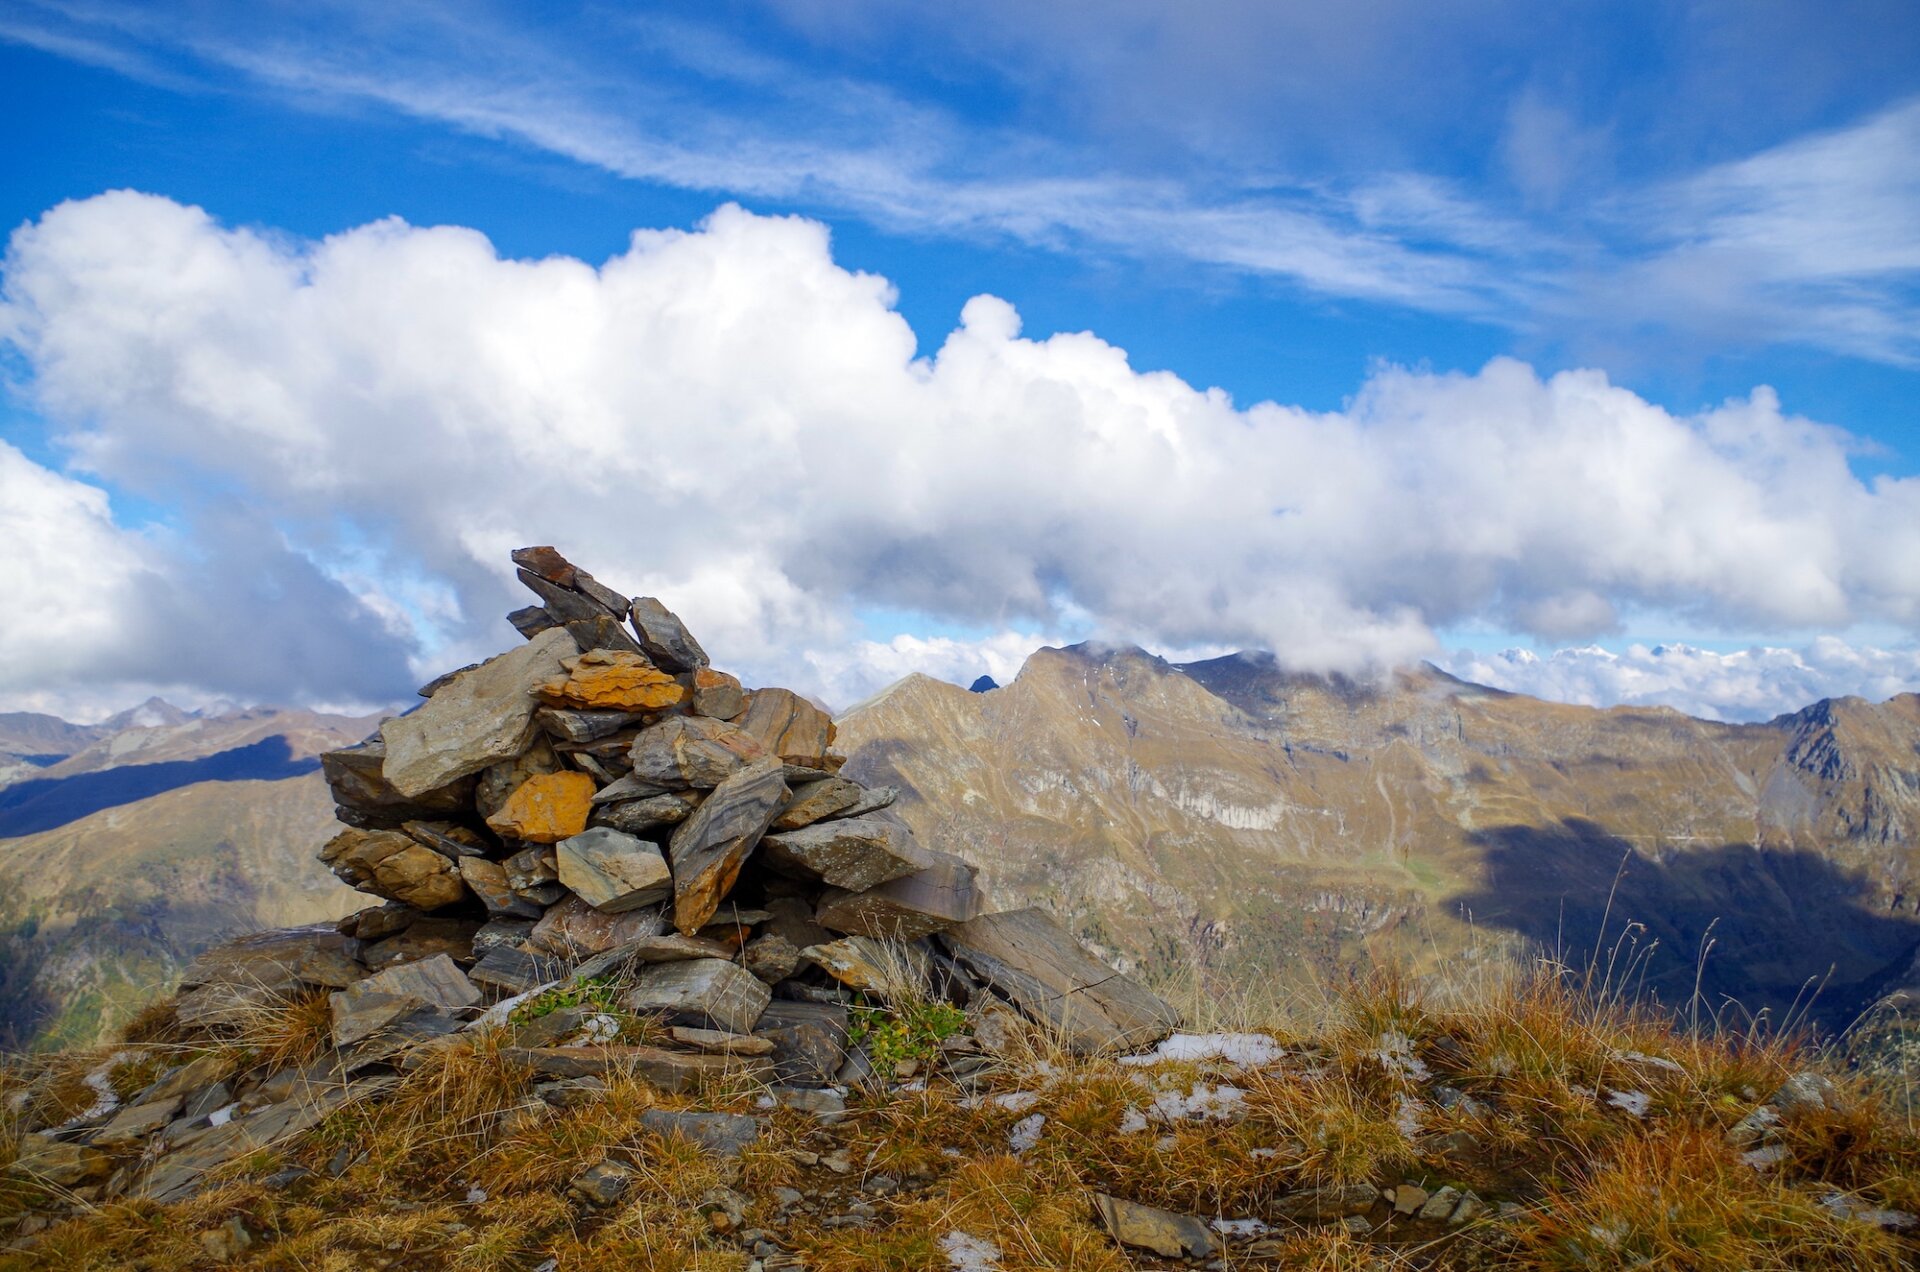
top-left (301, 546), bottom-right (1176, 1086)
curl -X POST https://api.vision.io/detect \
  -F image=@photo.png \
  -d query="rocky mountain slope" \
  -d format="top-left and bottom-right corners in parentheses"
top-left (837, 645), bottom-right (1920, 1030)
top-left (0, 706), bottom-right (377, 1049)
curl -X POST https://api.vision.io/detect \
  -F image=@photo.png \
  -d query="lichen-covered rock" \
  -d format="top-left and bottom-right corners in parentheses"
top-left (539, 649), bottom-right (686, 712)
top-left (320, 828), bottom-right (468, 910)
top-left (689, 666), bottom-right (746, 718)
top-left (486, 771), bottom-right (598, 843)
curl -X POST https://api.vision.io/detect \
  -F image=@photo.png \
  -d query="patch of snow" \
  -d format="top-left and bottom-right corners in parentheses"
top-left (1008, 1113), bottom-right (1046, 1153)
top-left (941, 1231), bottom-right (1002, 1271)
top-left (1605, 1089), bottom-right (1651, 1118)
top-left (465, 1187), bottom-right (488, 1204)
top-left (1120, 1032), bottom-right (1285, 1068)
top-left (571, 1013), bottom-right (621, 1045)
top-left (207, 1103), bottom-right (238, 1128)
top-left (1119, 1107), bottom-right (1150, 1134)
top-left (992, 1092), bottom-right (1041, 1113)
top-left (1150, 1083), bottom-right (1247, 1122)
top-left (1393, 1095), bottom-right (1423, 1139)
top-left (61, 1051), bottom-right (139, 1126)
top-left (1211, 1218), bottom-right (1269, 1237)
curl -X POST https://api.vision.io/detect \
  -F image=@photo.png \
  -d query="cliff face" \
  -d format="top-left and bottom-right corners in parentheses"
top-left (837, 645), bottom-right (1920, 1027)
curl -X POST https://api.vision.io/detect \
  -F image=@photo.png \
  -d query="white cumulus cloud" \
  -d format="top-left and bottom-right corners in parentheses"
top-left (0, 192), bottom-right (1917, 717)
top-left (1442, 640), bottom-right (1920, 722)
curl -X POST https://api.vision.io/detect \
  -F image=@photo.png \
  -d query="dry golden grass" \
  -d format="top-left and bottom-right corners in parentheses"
top-left (3, 951), bottom-right (1917, 1271)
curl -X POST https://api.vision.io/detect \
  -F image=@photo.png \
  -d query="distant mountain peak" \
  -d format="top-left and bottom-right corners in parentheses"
top-left (102, 697), bottom-right (197, 731)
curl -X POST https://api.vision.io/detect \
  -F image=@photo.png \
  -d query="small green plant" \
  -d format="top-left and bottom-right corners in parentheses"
top-left (847, 998), bottom-right (968, 1078)
top-left (508, 976), bottom-right (620, 1025)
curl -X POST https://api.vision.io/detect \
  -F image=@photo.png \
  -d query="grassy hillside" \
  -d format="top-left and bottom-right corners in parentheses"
top-left (0, 775), bottom-right (362, 1050)
top-left (3, 957), bottom-right (1915, 1270)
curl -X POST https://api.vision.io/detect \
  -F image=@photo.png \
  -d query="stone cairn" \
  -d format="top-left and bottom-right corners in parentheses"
top-left (20, 548), bottom-right (1178, 1205)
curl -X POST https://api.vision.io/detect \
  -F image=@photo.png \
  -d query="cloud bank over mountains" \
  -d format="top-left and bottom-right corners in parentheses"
top-left (2, 192), bottom-right (1917, 720)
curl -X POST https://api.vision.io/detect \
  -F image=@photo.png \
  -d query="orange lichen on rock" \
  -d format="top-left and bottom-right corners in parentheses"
top-left (485, 770), bottom-right (597, 843)
top-left (538, 649), bottom-right (687, 711)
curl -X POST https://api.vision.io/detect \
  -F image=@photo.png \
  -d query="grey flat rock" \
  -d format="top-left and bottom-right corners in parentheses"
top-left (621, 958), bottom-right (770, 1034)
top-left (761, 815), bottom-right (933, 891)
top-left (380, 627), bottom-right (577, 797)
top-left (939, 908), bottom-right (1179, 1055)
top-left (557, 827), bottom-right (672, 912)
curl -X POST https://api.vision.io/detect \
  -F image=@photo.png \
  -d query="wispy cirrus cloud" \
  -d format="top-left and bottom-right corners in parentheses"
top-left (8, 1), bottom-right (1919, 362)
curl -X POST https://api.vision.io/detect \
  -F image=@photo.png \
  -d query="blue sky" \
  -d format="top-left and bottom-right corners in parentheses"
top-left (2, 1), bottom-right (1919, 721)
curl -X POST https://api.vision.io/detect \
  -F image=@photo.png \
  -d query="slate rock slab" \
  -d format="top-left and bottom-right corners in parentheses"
top-left (735, 687), bottom-right (835, 763)
top-left (498, 1045), bottom-right (768, 1091)
top-left (557, 827), bottom-right (672, 912)
top-left (629, 597), bottom-right (709, 671)
top-left (622, 958), bottom-right (771, 1034)
top-left (322, 738), bottom-right (475, 828)
top-left (815, 848), bottom-right (980, 940)
top-left (939, 908), bottom-right (1179, 1054)
top-left (761, 814), bottom-right (933, 890)
top-left (771, 777), bottom-right (864, 830)
top-left (1093, 1194), bottom-right (1214, 1259)
top-left (639, 1109), bottom-right (762, 1157)
top-left (629, 716), bottom-right (768, 789)
top-left (331, 954), bottom-right (480, 1047)
top-left (667, 756), bottom-right (788, 934)
top-left (321, 827), bottom-right (469, 910)
top-left (755, 999), bottom-right (850, 1086)
top-left (380, 626), bottom-right (577, 797)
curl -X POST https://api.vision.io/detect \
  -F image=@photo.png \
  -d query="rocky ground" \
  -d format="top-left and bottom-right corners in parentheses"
top-left (4, 960), bottom-right (1918, 1270)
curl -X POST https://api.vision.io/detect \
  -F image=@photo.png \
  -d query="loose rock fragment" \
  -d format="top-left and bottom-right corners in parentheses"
top-left (629, 596), bottom-right (709, 671)
top-left (762, 814), bottom-right (933, 890)
top-left (457, 856), bottom-right (543, 918)
top-left (1092, 1194), bottom-right (1215, 1259)
top-left (557, 827), bottom-right (673, 912)
top-left (639, 1109), bottom-right (763, 1157)
top-left (735, 687), bottom-right (836, 763)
